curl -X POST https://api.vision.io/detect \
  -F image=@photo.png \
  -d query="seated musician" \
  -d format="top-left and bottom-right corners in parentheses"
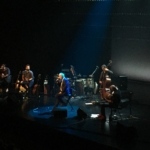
top-left (20, 64), bottom-right (34, 96)
top-left (98, 85), bottom-right (121, 121)
top-left (0, 64), bottom-right (11, 93)
top-left (51, 72), bottom-right (72, 112)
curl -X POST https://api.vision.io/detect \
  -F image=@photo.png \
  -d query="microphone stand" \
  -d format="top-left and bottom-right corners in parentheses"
top-left (86, 66), bottom-right (99, 99)
top-left (89, 66), bottom-right (99, 78)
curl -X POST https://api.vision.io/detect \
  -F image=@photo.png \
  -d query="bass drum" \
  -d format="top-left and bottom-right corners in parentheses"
top-left (79, 78), bottom-right (87, 87)
top-left (86, 78), bottom-right (95, 88)
top-left (94, 82), bottom-right (98, 94)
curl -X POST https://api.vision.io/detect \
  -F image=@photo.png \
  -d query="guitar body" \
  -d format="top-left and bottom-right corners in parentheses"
top-left (19, 85), bottom-right (26, 93)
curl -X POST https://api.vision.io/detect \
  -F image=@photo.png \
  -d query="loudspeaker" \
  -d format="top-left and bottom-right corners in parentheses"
top-left (53, 108), bottom-right (67, 118)
top-left (77, 108), bottom-right (87, 119)
top-left (118, 76), bottom-right (128, 90)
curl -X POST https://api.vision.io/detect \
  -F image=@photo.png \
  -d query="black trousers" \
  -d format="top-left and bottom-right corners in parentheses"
top-left (51, 92), bottom-right (67, 111)
top-left (55, 93), bottom-right (66, 105)
top-left (0, 79), bottom-right (9, 91)
top-left (100, 102), bottom-right (110, 116)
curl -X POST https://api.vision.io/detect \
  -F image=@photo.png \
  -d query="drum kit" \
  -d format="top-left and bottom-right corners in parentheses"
top-left (53, 65), bottom-right (99, 97)
top-left (72, 66), bottom-right (99, 96)
top-left (74, 77), bottom-right (98, 96)
top-left (53, 74), bottom-right (98, 96)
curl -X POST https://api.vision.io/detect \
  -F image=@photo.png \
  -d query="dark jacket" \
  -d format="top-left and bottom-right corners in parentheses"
top-left (60, 78), bottom-right (71, 96)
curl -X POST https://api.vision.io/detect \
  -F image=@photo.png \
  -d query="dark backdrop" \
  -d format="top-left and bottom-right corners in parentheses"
top-left (0, 1), bottom-right (111, 83)
top-left (1, 0), bottom-right (150, 104)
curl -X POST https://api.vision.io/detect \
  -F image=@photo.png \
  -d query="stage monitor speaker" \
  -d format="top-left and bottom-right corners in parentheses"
top-left (118, 76), bottom-right (128, 90)
top-left (53, 108), bottom-right (67, 118)
top-left (77, 108), bottom-right (87, 119)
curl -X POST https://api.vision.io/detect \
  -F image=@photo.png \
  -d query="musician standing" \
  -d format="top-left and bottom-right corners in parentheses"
top-left (21, 64), bottom-right (34, 96)
top-left (99, 64), bottom-right (113, 100)
top-left (0, 64), bottom-right (11, 93)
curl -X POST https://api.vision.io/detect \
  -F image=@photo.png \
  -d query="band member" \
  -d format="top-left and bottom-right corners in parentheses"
top-left (20, 64), bottom-right (34, 95)
top-left (51, 72), bottom-right (72, 112)
top-left (98, 85), bottom-right (121, 121)
top-left (70, 65), bottom-right (77, 79)
top-left (99, 64), bottom-right (113, 100)
top-left (0, 64), bottom-right (11, 93)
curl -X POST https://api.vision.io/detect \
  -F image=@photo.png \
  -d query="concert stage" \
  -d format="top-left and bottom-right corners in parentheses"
top-left (0, 93), bottom-right (150, 150)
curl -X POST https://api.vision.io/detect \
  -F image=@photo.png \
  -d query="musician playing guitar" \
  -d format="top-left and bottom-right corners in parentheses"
top-left (99, 61), bottom-right (113, 100)
top-left (0, 64), bottom-right (11, 93)
top-left (20, 64), bottom-right (34, 97)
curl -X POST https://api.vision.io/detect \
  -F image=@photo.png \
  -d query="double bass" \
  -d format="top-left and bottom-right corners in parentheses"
top-left (99, 60), bottom-right (113, 100)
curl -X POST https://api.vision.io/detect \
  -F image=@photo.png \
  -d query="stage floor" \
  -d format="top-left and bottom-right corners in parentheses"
top-left (0, 93), bottom-right (150, 150)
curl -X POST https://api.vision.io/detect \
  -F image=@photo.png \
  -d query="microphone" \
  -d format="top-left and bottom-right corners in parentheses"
top-left (90, 66), bottom-right (99, 77)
